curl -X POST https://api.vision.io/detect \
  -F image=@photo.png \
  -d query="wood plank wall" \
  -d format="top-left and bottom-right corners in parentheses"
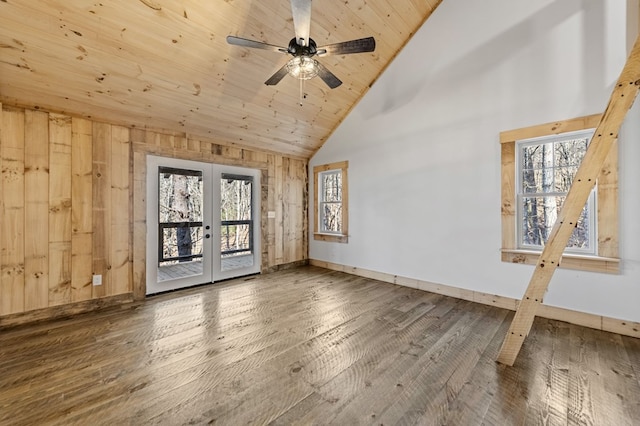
top-left (0, 105), bottom-right (131, 317)
top-left (0, 104), bottom-right (308, 319)
top-left (129, 126), bottom-right (308, 298)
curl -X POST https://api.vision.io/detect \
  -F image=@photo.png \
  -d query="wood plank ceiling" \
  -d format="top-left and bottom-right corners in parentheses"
top-left (0, 0), bottom-right (442, 159)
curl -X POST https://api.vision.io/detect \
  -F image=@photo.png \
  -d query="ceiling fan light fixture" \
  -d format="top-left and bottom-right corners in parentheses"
top-left (286, 56), bottom-right (319, 80)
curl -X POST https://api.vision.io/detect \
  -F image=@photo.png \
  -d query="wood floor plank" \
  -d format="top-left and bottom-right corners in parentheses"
top-left (329, 301), bottom-right (491, 424)
top-left (0, 266), bottom-right (639, 425)
top-left (375, 304), bottom-right (508, 425)
top-left (593, 330), bottom-right (640, 424)
top-left (439, 307), bottom-right (514, 425)
top-left (624, 335), bottom-right (640, 389)
top-left (567, 324), bottom-right (611, 425)
top-left (523, 320), bottom-right (571, 426)
top-left (122, 281), bottom-right (412, 424)
top-left (33, 271), bottom-right (404, 424)
top-left (273, 294), bottom-right (460, 424)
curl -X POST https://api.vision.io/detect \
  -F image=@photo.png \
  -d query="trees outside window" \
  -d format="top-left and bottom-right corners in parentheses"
top-left (319, 170), bottom-right (343, 234)
top-left (220, 175), bottom-right (253, 257)
top-left (517, 130), bottom-right (595, 254)
top-left (158, 167), bottom-right (204, 264)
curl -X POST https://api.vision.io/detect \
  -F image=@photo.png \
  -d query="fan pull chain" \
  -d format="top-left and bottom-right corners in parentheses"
top-left (299, 77), bottom-right (304, 106)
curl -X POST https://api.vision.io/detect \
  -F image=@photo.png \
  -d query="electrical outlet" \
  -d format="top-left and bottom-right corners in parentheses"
top-left (92, 274), bottom-right (102, 286)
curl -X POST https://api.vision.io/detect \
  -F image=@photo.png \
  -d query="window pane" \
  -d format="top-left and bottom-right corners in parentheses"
top-left (160, 225), bottom-right (203, 264)
top-left (520, 196), bottom-right (591, 250)
top-left (158, 168), bottom-right (204, 267)
top-left (521, 143), bottom-right (555, 193)
top-left (522, 142), bottom-right (553, 170)
top-left (158, 171), bottom-right (203, 223)
top-left (221, 177), bottom-right (252, 221)
top-left (322, 171), bottom-right (342, 202)
top-left (554, 166), bottom-right (579, 192)
top-left (221, 223), bottom-right (251, 255)
top-left (555, 138), bottom-right (588, 167)
top-left (521, 196), bottom-right (559, 246)
top-left (321, 202), bottom-right (342, 233)
top-left (522, 169), bottom-right (548, 193)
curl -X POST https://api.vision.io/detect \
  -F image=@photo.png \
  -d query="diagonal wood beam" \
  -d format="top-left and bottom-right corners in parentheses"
top-left (496, 35), bottom-right (640, 366)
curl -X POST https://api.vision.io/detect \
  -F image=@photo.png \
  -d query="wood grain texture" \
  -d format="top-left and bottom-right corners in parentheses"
top-left (0, 106), bottom-right (136, 318)
top-left (1, 107), bottom-right (26, 315)
top-left (500, 142), bottom-right (516, 250)
top-left (130, 124), bottom-right (308, 295)
top-left (48, 113), bottom-right (73, 307)
top-left (311, 258), bottom-right (640, 339)
top-left (109, 125), bottom-right (130, 296)
top-left (0, 266), bottom-right (638, 425)
top-left (0, 293), bottom-right (133, 329)
top-left (24, 109), bottom-right (49, 311)
top-left (501, 250), bottom-right (621, 274)
top-left (92, 122), bottom-right (111, 299)
top-left (497, 35), bottom-right (640, 366)
top-left (0, 1), bottom-right (444, 159)
top-left (0, 105), bottom-right (307, 323)
top-left (131, 147), bottom-right (147, 301)
top-left (597, 139), bottom-right (619, 258)
top-left (71, 117), bottom-right (93, 302)
top-left (499, 114), bottom-right (602, 144)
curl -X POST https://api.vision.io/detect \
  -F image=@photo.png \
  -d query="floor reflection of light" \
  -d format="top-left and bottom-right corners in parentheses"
top-left (146, 293), bottom-right (207, 376)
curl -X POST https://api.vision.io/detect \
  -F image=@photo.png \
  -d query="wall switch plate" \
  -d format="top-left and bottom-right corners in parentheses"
top-left (92, 274), bottom-right (102, 286)
top-left (268, 211), bottom-right (276, 218)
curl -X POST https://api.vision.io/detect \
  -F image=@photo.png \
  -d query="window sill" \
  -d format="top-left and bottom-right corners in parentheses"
top-left (501, 249), bottom-right (620, 274)
top-left (314, 233), bottom-right (348, 243)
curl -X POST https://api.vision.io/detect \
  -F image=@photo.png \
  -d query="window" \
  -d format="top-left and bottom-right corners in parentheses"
top-left (314, 161), bottom-right (348, 243)
top-left (500, 114), bottom-right (619, 273)
top-left (517, 130), bottom-right (595, 254)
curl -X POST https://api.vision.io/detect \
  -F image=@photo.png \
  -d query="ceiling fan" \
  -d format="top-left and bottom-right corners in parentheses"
top-left (227, 0), bottom-right (375, 89)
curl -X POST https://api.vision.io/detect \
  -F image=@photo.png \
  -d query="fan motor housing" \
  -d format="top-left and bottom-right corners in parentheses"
top-left (288, 38), bottom-right (317, 56)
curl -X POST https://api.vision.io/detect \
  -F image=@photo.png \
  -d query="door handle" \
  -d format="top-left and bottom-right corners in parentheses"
top-left (205, 225), bottom-right (210, 230)
top-left (205, 234), bottom-right (211, 239)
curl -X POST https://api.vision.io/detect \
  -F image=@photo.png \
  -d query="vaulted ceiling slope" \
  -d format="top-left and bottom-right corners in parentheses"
top-left (0, 0), bottom-right (442, 158)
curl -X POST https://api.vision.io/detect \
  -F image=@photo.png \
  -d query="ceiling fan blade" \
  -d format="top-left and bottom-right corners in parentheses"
top-left (265, 64), bottom-right (290, 86)
top-left (226, 36), bottom-right (287, 53)
top-left (315, 61), bottom-right (342, 89)
top-left (290, 0), bottom-right (312, 47)
top-left (317, 37), bottom-right (376, 56)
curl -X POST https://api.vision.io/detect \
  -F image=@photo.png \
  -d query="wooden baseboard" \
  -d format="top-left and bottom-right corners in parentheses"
top-left (262, 259), bottom-right (309, 274)
top-left (0, 293), bottom-right (135, 329)
top-left (0, 260), bottom-right (309, 329)
top-left (309, 259), bottom-right (640, 339)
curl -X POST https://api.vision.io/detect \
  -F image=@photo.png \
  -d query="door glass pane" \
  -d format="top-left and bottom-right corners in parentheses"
top-left (157, 167), bottom-right (204, 282)
top-left (220, 174), bottom-right (254, 272)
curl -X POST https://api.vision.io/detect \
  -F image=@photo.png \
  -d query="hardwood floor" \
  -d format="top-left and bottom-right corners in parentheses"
top-left (1, 266), bottom-right (639, 425)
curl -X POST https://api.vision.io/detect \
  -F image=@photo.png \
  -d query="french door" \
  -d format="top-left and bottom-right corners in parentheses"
top-left (146, 155), bottom-right (260, 294)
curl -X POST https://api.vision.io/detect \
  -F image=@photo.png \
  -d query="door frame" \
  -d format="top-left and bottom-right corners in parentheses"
top-left (145, 155), bottom-right (261, 294)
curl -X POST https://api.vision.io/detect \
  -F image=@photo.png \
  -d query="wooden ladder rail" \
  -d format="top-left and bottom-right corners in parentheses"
top-left (496, 35), bottom-right (640, 366)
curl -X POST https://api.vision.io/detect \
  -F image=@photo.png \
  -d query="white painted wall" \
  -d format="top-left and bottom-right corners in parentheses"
top-left (309, 0), bottom-right (640, 322)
